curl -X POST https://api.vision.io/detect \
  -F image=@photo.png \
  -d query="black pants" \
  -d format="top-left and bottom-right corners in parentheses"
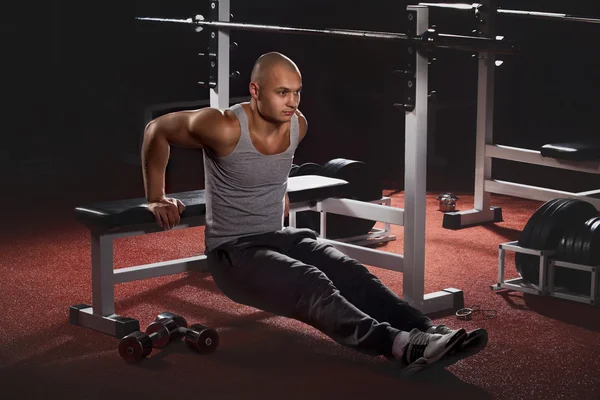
top-left (207, 227), bottom-right (434, 358)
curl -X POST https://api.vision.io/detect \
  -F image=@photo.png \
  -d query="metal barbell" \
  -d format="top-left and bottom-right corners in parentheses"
top-left (136, 15), bottom-right (516, 55)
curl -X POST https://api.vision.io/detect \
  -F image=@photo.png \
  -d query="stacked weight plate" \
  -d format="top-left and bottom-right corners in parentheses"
top-left (517, 198), bottom-right (598, 294)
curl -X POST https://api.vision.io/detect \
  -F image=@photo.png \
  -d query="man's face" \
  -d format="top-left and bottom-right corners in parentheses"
top-left (254, 66), bottom-right (302, 123)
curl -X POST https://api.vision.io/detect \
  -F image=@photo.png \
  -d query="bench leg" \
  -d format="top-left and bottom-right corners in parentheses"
top-left (69, 231), bottom-right (139, 338)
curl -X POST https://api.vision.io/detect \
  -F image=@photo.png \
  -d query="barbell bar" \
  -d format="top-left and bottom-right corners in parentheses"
top-left (419, 3), bottom-right (600, 24)
top-left (135, 16), bottom-right (516, 54)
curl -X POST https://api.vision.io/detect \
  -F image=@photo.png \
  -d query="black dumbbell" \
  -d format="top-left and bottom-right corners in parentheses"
top-left (118, 323), bottom-right (171, 363)
top-left (156, 312), bottom-right (220, 354)
top-left (154, 312), bottom-right (189, 339)
top-left (184, 323), bottom-right (220, 354)
top-left (118, 312), bottom-right (186, 363)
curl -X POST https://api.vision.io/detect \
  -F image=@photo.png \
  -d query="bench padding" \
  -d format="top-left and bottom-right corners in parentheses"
top-left (540, 140), bottom-right (600, 161)
top-left (75, 175), bottom-right (350, 230)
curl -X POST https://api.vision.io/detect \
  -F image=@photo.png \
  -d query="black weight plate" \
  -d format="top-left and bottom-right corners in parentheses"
top-left (323, 158), bottom-right (381, 238)
top-left (517, 199), bottom-right (572, 284)
top-left (564, 223), bottom-right (580, 263)
top-left (294, 162), bottom-right (323, 176)
top-left (555, 220), bottom-right (575, 261)
top-left (518, 198), bottom-right (564, 248)
top-left (590, 219), bottom-right (600, 265)
top-left (573, 218), bottom-right (594, 265)
top-left (556, 223), bottom-right (578, 262)
top-left (584, 217), bottom-right (600, 265)
top-left (118, 331), bottom-right (152, 363)
top-left (518, 199), bottom-right (597, 285)
top-left (145, 322), bottom-right (170, 348)
top-left (289, 164), bottom-right (299, 177)
top-left (579, 217), bottom-right (599, 266)
top-left (295, 158), bottom-right (381, 239)
top-left (531, 199), bottom-right (576, 250)
top-left (554, 221), bottom-right (589, 294)
top-left (321, 158), bottom-right (382, 201)
top-left (551, 206), bottom-right (598, 295)
top-left (556, 222), bottom-right (591, 294)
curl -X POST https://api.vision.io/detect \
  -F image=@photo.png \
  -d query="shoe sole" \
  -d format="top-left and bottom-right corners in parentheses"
top-left (437, 329), bottom-right (489, 368)
top-left (400, 329), bottom-right (467, 377)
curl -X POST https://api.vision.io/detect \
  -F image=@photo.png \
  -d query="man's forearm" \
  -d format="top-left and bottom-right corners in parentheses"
top-left (141, 122), bottom-right (170, 202)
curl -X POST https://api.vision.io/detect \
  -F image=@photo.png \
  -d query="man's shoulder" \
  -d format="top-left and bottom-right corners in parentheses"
top-left (295, 109), bottom-right (308, 140)
top-left (189, 107), bottom-right (241, 149)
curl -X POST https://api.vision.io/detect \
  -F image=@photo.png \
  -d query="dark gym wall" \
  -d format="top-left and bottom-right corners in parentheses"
top-left (4, 1), bottom-right (600, 205)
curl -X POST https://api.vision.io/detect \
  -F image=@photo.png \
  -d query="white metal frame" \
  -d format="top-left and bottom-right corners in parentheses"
top-left (444, 15), bottom-right (600, 228)
top-left (492, 241), bottom-right (598, 305)
top-left (288, 196), bottom-right (396, 247)
top-left (70, 3), bottom-right (465, 338)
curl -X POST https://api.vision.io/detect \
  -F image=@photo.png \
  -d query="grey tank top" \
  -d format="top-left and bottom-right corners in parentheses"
top-left (203, 103), bottom-right (300, 252)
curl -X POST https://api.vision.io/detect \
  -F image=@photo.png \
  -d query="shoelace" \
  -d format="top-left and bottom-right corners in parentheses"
top-left (406, 331), bottom-right (430, 363)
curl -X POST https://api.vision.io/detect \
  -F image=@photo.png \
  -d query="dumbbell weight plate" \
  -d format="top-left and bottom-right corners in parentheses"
top-left (118, 331), bottom-right (153, 363)
top-left (145, 321), bottom-right (171, 349)
top-left (155, 312), bottom-right (188, 329)
top-left (185, 323), bottom-right (220, 354)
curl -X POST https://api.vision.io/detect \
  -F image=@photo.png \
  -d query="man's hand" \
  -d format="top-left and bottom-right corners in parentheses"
top-left (147, 197), bottom-right (186, 230)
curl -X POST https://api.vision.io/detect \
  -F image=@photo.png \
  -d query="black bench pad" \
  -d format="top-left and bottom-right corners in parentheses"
top-left (540, 140), bottom-right (600, 161)
top-left (75, 175), bottom-right (350, 230)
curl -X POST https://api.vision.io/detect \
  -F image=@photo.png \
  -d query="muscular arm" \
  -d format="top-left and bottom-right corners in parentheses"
top-left (285, 110), bottom-right (309, 214)
top-left (141, 108), bottom-right (226, 202)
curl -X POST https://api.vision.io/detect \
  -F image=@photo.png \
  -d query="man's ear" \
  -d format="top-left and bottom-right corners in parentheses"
top-left (249, 82), bottom-right (259, 99)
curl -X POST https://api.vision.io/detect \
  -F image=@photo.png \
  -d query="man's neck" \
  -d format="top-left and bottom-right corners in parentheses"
top-left (248, 101), bottom-right (287, 138)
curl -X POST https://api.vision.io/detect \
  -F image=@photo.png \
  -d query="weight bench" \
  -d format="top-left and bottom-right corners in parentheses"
top-left (70, 175), bottom-right (428, 339)
top-left (540, 139), bottom-right (600, 162)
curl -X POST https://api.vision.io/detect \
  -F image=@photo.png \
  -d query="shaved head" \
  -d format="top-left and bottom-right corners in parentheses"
top-left (248, 52), bottom-right (302, 125)
top-left (250, 52), bottom-right (301, 85)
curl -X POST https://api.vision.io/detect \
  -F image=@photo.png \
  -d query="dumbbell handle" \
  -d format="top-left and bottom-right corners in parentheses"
top-left (158, 318), bottom-right (195, 338)
top-left (156, 316), bottom-right (210, 341)
top-left (147, 330), bottom-right (161, 342)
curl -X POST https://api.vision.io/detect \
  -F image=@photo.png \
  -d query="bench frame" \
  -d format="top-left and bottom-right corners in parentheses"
top-left (441, 4), bottom-right (600, 229)
top-left (70, 4), bottom-right (465, 339)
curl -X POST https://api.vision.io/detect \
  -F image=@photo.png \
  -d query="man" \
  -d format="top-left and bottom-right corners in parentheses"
top-left (141, 52), bottom-right (487, 376)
